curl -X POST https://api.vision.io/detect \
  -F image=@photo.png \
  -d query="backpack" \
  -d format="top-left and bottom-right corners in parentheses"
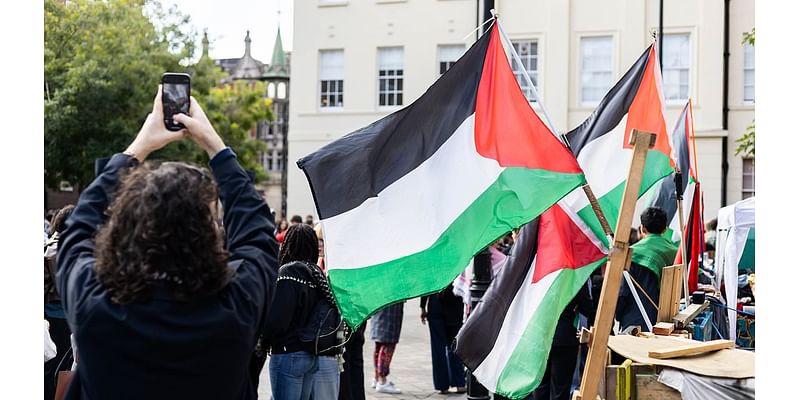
top-left (292, 261), bottom-right (347, 356)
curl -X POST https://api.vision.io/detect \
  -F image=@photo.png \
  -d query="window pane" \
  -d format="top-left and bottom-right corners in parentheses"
top-left (580, 36), bottom-right (613, 104)
top-left (319, 49), bottom-right (344, 80)
top-left (378, 47), bottom-right (404, 107)
top-left (437, 44), bottom-right (465, 75)
top-left (663, 33), bottom-right (690, 101)
top-left (510, 39), bottom-right (540, 102)
top-left (397, 93), bottom-right (403, 105)
top-left (743, 44), bottom-right (755, 102)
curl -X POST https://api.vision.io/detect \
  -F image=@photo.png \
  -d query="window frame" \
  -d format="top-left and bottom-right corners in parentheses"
top-left (579, 35), bottom-right (615, 107)
top-left (743, 43), bottom-right (755, 104)
top-left (509, 39), bottom-right (540, 104)
top-left (742, 157), bottom-right (755, 199)
top-left (377, 46), bottom-right (404, 110)
top-left (318, 49), bottom-right (345, 110)
top-left (437, 44), bottom-right (465, 77)
top-left (661, 32), bottom-right (692, 104)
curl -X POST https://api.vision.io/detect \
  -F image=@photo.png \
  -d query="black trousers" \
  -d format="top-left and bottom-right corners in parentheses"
top-left (338, 324), bottom-right (366, 400)
top-left (44, 315), bottom-right (71, 400)
top-left (532, 345), bottom-right (579, 400)
top-left (427, 316), bottom-right (465, 390)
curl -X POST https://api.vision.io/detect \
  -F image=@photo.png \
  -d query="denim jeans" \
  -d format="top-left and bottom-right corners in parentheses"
top-left (269, 351), bottom-right (340, 400)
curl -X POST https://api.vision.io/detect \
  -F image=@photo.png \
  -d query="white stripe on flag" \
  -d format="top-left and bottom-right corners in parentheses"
top-left (472, 259), bottom-right (558, 390)
top-left (561, 119), bottom-right (630, 212)
top-left (321, 114), bottom-right (504, 270)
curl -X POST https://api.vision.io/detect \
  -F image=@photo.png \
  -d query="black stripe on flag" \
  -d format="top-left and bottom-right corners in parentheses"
top-left (297, 29), bottom-right (492, 220)
top-left (454, 219), bottom-right (540, 370)
top-left (565, 46), bottom-right (650, 156)
top-left (650, 103), bottom-right (691, 219)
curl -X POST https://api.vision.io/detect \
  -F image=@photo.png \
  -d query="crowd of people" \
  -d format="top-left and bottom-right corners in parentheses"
top-left (42, 84), bottom-right (720, 400)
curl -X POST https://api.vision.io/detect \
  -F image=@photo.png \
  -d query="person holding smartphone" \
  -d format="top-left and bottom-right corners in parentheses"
top-left (56, 85), bottom-right (279, 399)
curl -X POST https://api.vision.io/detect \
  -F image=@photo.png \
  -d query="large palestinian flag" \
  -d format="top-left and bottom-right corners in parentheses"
top-left (297, 24), bottom-right (586, 327)
top-left (454, 43), bottom-right (675, 399)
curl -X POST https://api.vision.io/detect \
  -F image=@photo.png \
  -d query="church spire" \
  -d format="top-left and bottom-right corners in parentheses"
top-left (244, 30), bottom-right (252, 57)
top-left (270, 27), bottom-right (286, 67)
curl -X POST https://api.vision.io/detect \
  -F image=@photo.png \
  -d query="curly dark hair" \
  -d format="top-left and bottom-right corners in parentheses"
top-left (95, 162), bottom-right (231, 304)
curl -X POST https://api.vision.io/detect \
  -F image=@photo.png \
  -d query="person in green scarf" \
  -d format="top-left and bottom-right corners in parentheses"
top-left (616, 207), bottom-right (678, 331)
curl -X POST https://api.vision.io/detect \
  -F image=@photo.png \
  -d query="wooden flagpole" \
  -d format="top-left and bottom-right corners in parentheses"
top-left (574, 129), bottom-right (655, 400)
top-left (674, 167), bottom-right (691, 306)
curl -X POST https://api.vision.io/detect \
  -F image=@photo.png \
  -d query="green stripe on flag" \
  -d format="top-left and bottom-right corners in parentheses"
top-left (493, 258), bottom-right (606, 398)
top-left (328, 168), bottom-right (586, 328)
top-left (576, 151), bottom-right (672, 246)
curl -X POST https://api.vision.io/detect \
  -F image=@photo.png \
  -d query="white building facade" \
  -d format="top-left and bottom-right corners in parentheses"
top-left (287, 0), bottom-right (755, 222)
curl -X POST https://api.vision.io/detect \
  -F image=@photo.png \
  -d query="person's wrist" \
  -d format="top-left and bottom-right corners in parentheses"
top-left (205, 137), bottom-right (226, 158)
top-left (124, 141), bottom-right (151, 162)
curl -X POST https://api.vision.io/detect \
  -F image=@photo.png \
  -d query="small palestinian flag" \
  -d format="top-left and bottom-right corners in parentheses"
top-left (455, 203), bottom-right (606, 399)
top-left (297, 23), bottom-right (586, 328)
top-left (562, 43), bottom-right (675, 246)
top-left (650, 100), bottom-right (700, 240)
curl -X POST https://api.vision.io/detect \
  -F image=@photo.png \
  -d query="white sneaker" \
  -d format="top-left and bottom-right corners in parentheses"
top-left (371, 379), bottom-right (377, 389)
top-left (376, 381), bottom-right (402, 394)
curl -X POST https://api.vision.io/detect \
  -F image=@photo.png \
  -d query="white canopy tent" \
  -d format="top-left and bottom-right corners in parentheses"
top-left (714, 197), bottom-right (755, 338)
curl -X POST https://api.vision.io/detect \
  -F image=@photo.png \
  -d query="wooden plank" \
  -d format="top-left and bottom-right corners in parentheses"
top-left (652, 322), bottom-right (674, 336)
top-left (672, 301), bottom-right (708, 329)
top-left (656, 266), bottom-right (676, 322)
top-left (575, 130), bottom-right (655, 400)
top-left (657, 264), bottom-right (684, 322)
top-left (648, 339), bottom-right (734, 359)
top-left (634, 374), bottom-right (681, 400)
top-left (669, 264), bottom-right (683, 317)
top-left (605, 366), bottom-right (619, 400)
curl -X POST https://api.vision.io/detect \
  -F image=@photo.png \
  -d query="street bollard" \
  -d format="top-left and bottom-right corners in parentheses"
top-left (467, 247), bottom-right (492, 400)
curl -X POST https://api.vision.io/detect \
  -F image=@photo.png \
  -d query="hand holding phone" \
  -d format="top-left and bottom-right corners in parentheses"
top-left (161, 73), bottom-right (191, 131)
top-left (124, 85), bottom-right (187, 161)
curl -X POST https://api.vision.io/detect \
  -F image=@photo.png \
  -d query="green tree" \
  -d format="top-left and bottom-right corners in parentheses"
top-left (45, 0), bottom-right (271, 190)
top-left (736, 28), bottom-right (755, 158)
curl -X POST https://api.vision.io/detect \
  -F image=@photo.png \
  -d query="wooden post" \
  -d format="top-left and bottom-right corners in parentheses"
top-left (575, 130), bottom-right (656, 400)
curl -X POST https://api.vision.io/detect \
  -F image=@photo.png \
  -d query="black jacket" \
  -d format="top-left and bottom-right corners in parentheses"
top-left (56, 149), bottom-right (279, 400)
top-left (420, 283), bottom-right (464, 328)
top-left (262, 261), bottom-right (322, 353)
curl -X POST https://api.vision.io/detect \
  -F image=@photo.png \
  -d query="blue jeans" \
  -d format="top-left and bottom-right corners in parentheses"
top-left (269, 351), bottom-right (340, 400)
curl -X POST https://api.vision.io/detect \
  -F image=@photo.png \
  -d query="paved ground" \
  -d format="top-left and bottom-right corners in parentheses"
top-left (258, 301), bottom-right (468, 400)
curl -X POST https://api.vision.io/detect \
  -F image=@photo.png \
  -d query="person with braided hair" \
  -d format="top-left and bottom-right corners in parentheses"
top-left (261, 223), bottom-right (341, 400)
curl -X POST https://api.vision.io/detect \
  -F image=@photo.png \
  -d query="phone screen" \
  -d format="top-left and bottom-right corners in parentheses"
top-left (163, 83), bottom-right (189, 118)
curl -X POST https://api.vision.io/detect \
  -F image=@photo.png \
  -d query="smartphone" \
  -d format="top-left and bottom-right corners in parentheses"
top-left (161, 73), bottom-right (191, 131)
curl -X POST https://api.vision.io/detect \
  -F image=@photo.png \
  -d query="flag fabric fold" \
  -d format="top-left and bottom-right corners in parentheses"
top-left (298, 24), bottom-right (585, 328)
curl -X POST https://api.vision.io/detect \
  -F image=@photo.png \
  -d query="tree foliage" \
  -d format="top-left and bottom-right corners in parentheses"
top-left (735, 27), bottom-right (755, 159)
top-left (45, 0), bottom-right (271, 190)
